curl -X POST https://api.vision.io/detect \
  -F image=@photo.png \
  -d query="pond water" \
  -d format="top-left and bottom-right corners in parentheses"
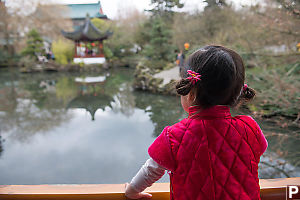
top-left (0, 67), bottom-right (299, 185)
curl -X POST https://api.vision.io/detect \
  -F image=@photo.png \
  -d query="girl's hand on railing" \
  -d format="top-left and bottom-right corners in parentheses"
top-left (125, 183), bottom-right (152, 199)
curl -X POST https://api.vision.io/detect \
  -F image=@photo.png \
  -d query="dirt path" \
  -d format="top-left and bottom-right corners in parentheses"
top-left (153, 67), bottom-right (181, 85)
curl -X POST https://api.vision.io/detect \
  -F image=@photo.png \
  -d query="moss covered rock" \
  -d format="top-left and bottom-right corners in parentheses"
top-left (133, 61), bottom-right (178, 95)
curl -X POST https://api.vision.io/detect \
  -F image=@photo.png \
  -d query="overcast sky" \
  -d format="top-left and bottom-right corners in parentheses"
top-left (58, 0), bottom-right (259, 19)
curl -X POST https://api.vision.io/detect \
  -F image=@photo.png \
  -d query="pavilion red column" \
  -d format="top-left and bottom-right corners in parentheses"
top-left (74, 42), bottom-right (78, 57)
top-left (85, 42), bottom-right (88, 57)
top-left (99, 42), bottom-right (103, 57)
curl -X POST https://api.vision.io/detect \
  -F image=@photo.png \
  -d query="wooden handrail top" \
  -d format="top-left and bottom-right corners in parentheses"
top-left (0, 177), bottom-right (299, 200)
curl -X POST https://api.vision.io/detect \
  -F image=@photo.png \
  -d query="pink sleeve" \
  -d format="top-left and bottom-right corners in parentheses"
top-left (148, 126), bottom-right (176, 171)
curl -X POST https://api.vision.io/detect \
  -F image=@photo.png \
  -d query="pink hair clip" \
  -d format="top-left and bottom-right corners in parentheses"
top-left (243, 84), bottom-right (248, 91)
top-left (186, 70), bottom-right (201, 85)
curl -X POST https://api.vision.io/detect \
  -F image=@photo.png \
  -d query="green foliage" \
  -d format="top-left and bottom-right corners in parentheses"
top-left (133, 0), bottom-right (185, 69)
top-left (18, 56), bottom-right (36, 69)
top-left (246, 63), bottom-right (300, 119)
top-left (91, 18), bottom-right (112, 32)
top-left (204, 0), bottom-right (227, 10)
top-left (274, 0), bottom-right (300, 17)
top-left (135, 20), bottom-right (152, 51)
top-left (0, 48), bottom-right (20, 66)
top-left (21, 29), bottom-right (45, 59)
top-left (103, 46), bottom-right (113, 60)
top-left (56, 77), bottom-right (77, 105)
top-left (51, 38), bottom-right (74, 65)
top-left (149, 0), bottom-right (184, 18)
top-left (142, 17), bottom-right (174, 65)
top-left (91, 18), bottom-right (128, 60)
top-left (0, 48), bottom-right (10, 66)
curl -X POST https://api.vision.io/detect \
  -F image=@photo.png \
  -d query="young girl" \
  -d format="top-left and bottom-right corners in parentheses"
top-left (125, 45), bottom-right (268, 200)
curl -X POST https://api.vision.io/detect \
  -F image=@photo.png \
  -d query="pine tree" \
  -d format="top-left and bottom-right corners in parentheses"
top-left (204, 0), bottom-right (227, 11)
top-left (149, 0), bottom-right (184, 17)
top-left (143, 17), bottom-right (174, 63)
top-left (22, 29), bottom-right (45, 59)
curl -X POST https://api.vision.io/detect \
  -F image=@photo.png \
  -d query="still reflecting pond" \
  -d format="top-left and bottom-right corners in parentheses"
top-left (0, 67), bottom-right (299, 185)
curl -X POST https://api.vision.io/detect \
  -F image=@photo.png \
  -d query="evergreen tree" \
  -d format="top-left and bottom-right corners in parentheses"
top-left (274, 0), bottom-right (300, 17)
top-left (149, 0), bottom-right (183, 14)
top-left (22, 29), bottom-right (45, 59)
top-left (139, 0), bottom-right (184, 67)
top-left (143, 17), bottom-right (174, 64)
top-left (149, 0), bottom-right (184, 20)
top-left (204, 0), bottom-right (227, 11)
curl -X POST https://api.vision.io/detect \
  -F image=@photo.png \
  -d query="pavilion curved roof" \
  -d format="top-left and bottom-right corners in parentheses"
top-left (67, 1), bottom-right (107, 20)
top-left (61, 16), bottom-right (112, 42)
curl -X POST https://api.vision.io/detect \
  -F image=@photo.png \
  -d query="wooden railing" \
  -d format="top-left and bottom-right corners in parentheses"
top-left (0, 177), bottom-right (299, 200)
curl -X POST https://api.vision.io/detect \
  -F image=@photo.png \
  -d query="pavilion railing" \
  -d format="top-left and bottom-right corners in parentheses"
top-left (0, 177), bottom-right (299, 200)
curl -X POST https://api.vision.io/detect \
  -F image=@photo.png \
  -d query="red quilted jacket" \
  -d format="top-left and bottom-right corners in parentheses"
top-left (148, 105), bottom-right (268, 200)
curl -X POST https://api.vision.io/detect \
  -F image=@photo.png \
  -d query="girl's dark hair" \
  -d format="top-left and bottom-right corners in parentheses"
top-left (176, 45), bottom-right (255, 108)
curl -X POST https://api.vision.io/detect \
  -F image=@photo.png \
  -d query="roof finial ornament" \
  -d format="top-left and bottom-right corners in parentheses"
top-left (86, 13), bottom-right (90, 20)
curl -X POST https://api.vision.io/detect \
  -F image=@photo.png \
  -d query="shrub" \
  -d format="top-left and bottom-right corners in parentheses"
top-left (0, 48), bottom-right (10, 66)
top-left (21, 29), bottom-right (45, 59)
top-left (52, 38), bottom-right (74, 65)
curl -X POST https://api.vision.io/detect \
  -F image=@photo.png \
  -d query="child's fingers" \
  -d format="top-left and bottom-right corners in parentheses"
top-left (124, 183), bottom-right (152, 199)
top-left (139, 192), bottom-right (152, 198)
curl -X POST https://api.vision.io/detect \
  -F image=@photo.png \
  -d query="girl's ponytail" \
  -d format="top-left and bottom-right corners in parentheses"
top-left (240, 86), bottom-right (256, 101)
top-left (176, 78), bottom-right (193, 96)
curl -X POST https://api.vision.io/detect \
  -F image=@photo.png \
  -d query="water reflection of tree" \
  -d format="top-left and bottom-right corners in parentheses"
top-left (111, 85), bottom-right (136, 117)
top-left (0, 135), bottom-right (4, 157)
top-left (0, 71), bottom-right (72, 142)
top-left (257, 119), bottom-right (300, 178)
top-left (134, 91), bottom-right (186, 136)
top-left (56, 77), bottom-right (78, 105)
top-left (105, 69), bottom-right (136, 117)
top-left (103, 68), bottom-right (186, 136)
top-left (73, 68), bottom-right (186, 136)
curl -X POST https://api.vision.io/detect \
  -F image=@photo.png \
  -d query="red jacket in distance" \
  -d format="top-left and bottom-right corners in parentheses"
top-left (148, 105), bottom-right (268, 200)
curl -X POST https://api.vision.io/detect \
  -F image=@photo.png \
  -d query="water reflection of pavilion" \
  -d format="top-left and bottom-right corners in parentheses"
top-left (75, 75), bottom-right (106, 95)
top-left (67, 75), bottom-right (113, 120)
top-left (67, 94), bottom-right (113, 121)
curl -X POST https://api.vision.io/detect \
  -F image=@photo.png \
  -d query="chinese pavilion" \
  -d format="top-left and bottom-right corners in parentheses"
top-left (62, 15), bottom-right (112, 64)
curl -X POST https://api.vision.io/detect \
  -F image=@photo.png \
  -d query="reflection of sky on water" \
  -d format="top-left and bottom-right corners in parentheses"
top-left (0, 107), bottom-right (168, 184)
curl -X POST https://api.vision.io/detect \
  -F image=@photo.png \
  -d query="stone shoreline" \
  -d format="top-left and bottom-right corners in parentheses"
top-left (20, 62), bottom-right (108, 73)
top-left (133, 64), bottom-right (181, 95)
